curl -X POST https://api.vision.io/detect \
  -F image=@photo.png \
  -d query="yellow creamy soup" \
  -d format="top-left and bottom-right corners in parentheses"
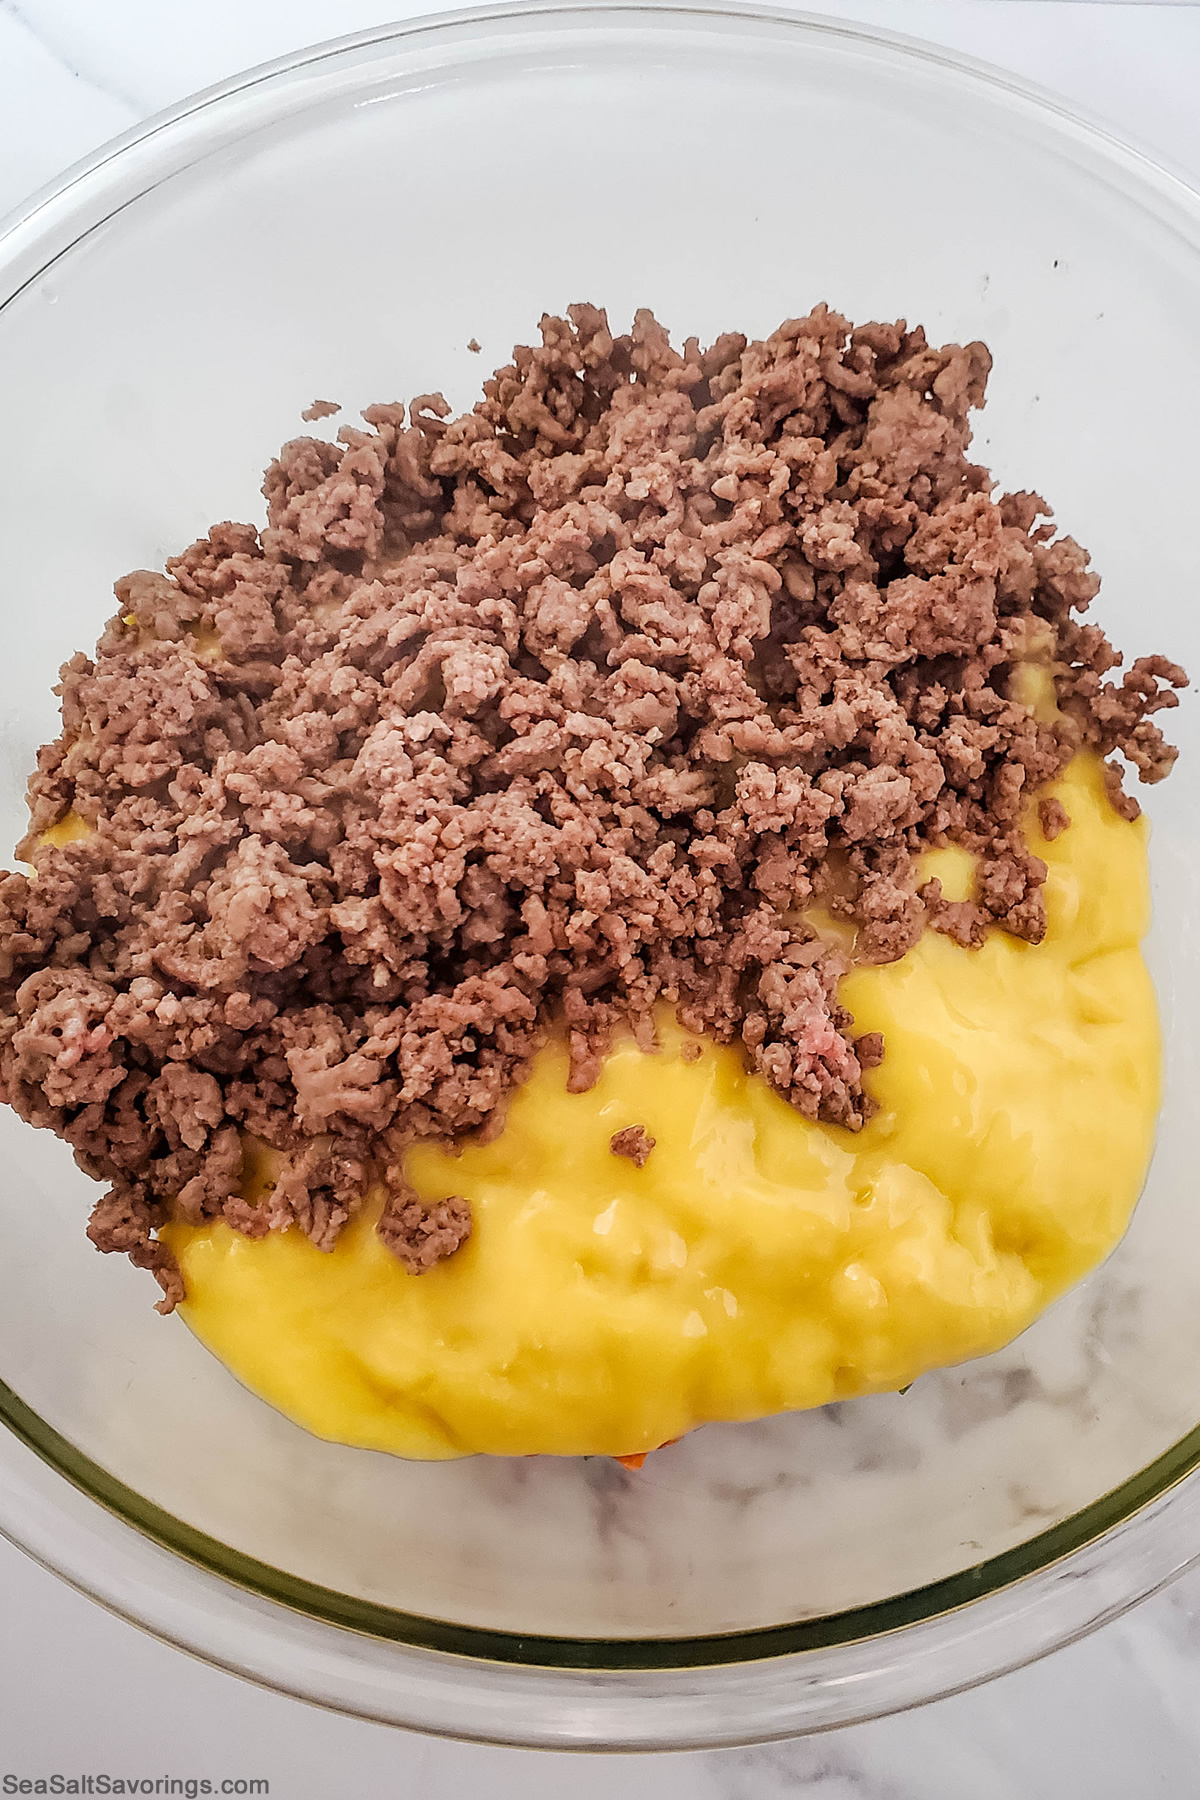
top-left (162, 754), bottom-right (1159, 1461)
top-left (38, 810), bottom-right (93, 849)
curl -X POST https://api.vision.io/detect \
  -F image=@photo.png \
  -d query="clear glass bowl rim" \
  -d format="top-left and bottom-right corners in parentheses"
top-left (3, 0), bottom-right (1200, 1749)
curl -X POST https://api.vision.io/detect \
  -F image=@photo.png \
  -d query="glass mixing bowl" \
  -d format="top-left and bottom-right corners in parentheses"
top-left (1, 0), bottom-right (1199, 1751)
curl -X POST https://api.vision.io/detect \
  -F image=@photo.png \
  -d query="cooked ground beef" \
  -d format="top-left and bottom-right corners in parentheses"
top-left (0, 305), bottom-right (1184, 1309)
top-left (610, 1125), bottom-right (656, 1168)
top-left (377, 1189), bottom-right (472, 1274)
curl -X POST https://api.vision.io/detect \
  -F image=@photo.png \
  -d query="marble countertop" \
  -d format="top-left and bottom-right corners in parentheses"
top-left (3, 2), bottom-right (1200, 1794)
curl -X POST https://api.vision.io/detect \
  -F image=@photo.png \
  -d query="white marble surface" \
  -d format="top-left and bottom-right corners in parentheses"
top-left (3, 1), bottom-right (1200, 1793)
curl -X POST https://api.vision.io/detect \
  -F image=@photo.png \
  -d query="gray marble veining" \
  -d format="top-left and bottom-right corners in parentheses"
top-left (7, 1524), bottom-right (1200, 1797)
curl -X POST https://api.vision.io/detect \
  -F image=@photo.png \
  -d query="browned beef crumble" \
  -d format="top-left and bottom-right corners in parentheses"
top-left (610, 1125), bottom-right (656, 1168)
top-left (300, 399), bottom-right (341, 423)
top-left (377, 1189), bottom-right (472, 1274)
top-left (1037, 795), bottom-right (1070, 841)
top-left (0, 305), bottom-right (1184, 1310)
